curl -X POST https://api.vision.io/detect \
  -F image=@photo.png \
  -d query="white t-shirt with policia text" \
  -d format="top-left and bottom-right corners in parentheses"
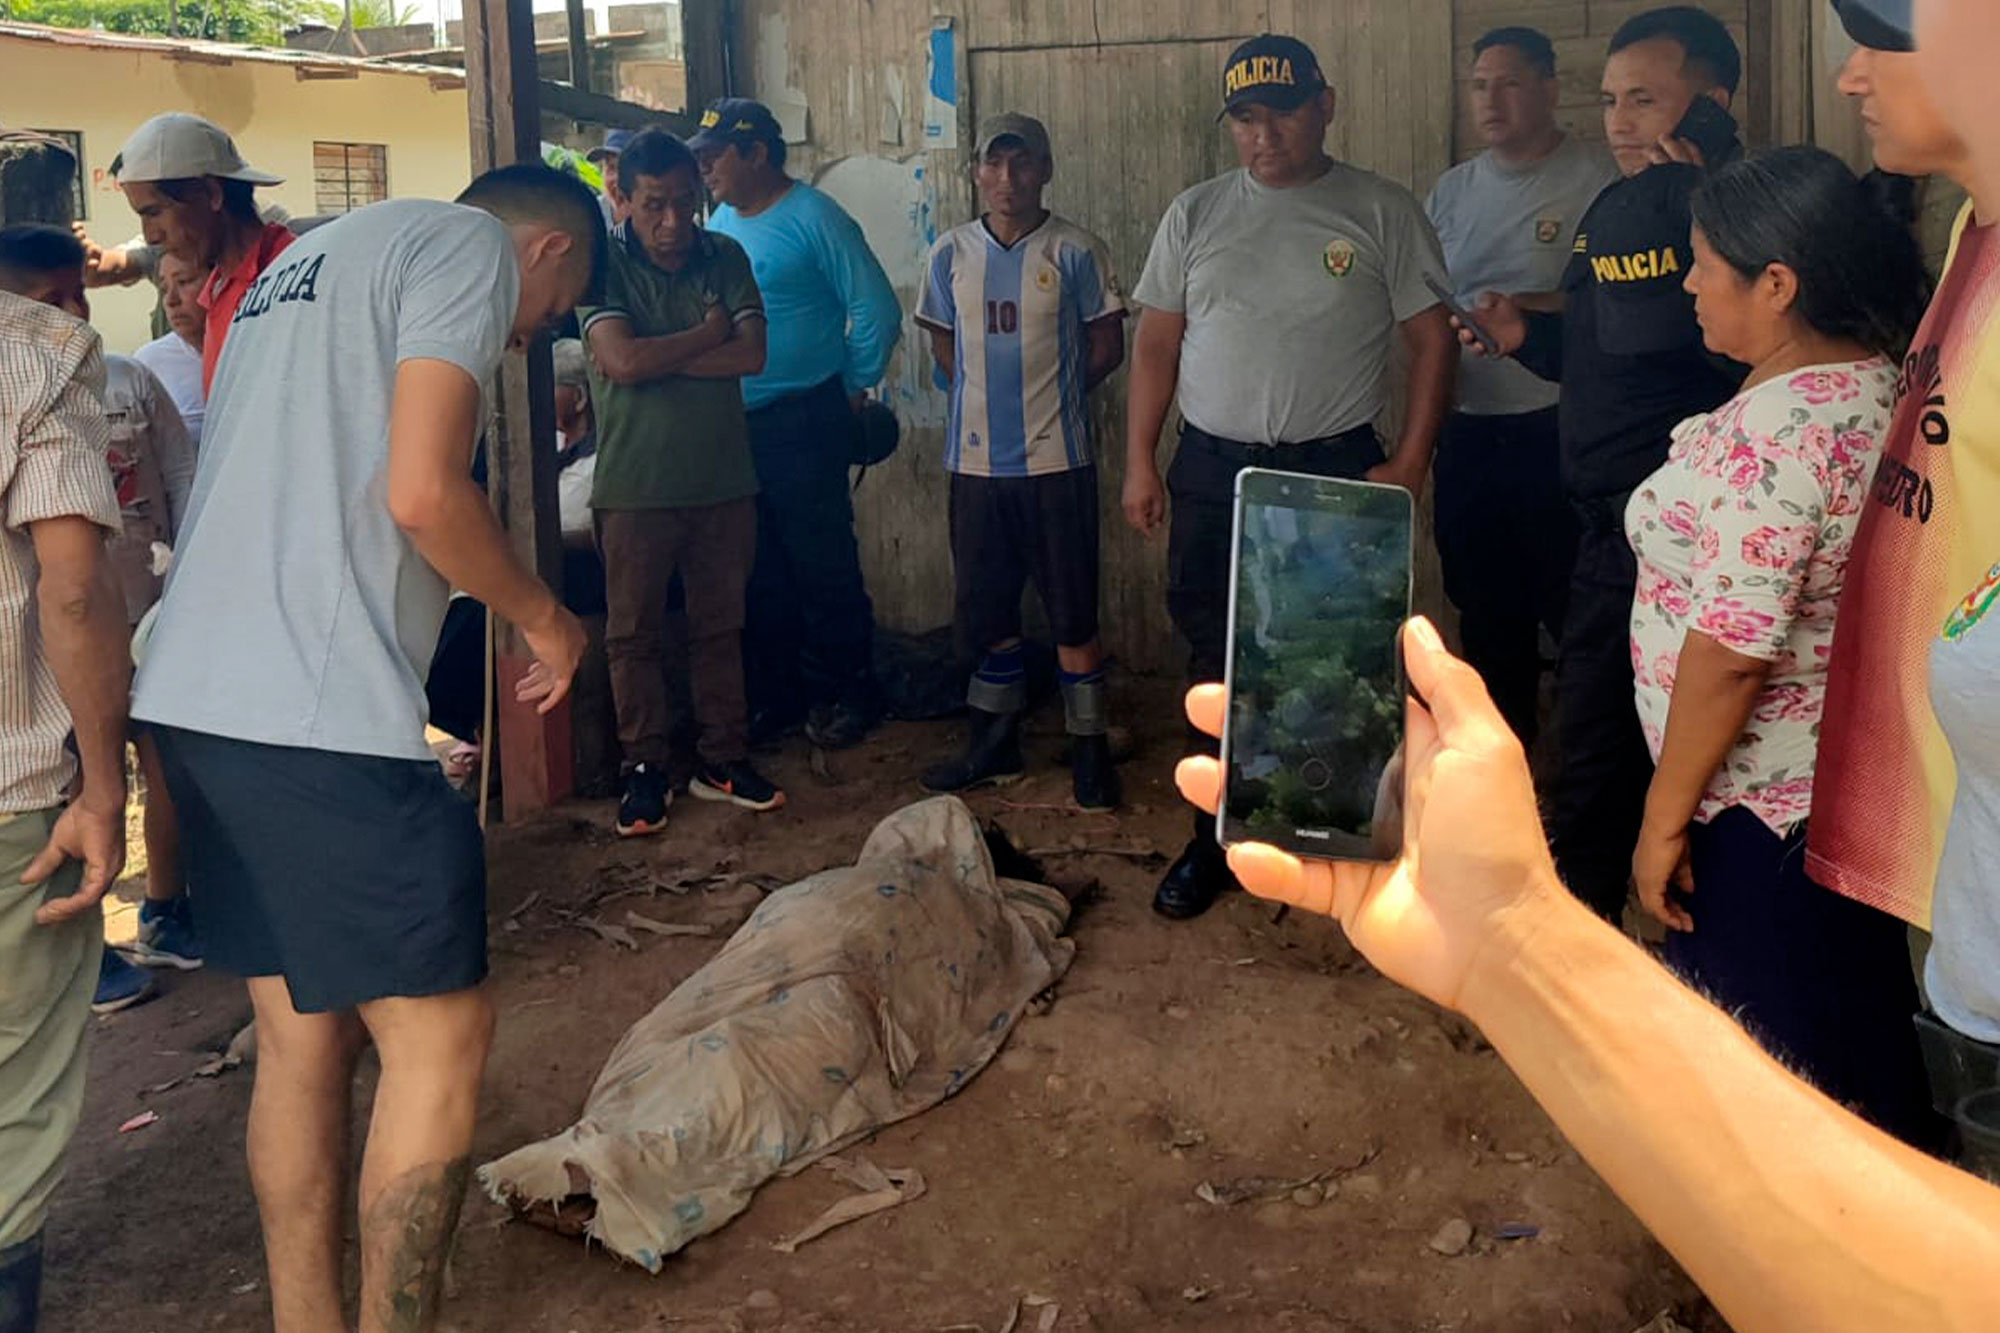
top-left (1134, 162), bottom-right (1445, 445)
top-left (134, 199), bottom-right (519, 762)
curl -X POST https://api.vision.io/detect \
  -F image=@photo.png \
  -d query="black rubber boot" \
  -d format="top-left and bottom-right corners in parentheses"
top-left (1070, 732), bottom-right (1121, 813)
top-left (1152, 810), bottom-right (1241, 920)
top-left (921, 708), bottom-right (1024, 793)
top-left (0, 1234), bottom-right (44, 1333)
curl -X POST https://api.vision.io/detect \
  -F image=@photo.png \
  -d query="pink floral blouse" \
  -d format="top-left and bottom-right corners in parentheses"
top-left (1626, 359), bottom-right (1896, 835)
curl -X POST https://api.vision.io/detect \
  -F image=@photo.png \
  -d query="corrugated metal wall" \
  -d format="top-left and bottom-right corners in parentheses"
top-left (724, 0), bottom-right (1811, 671)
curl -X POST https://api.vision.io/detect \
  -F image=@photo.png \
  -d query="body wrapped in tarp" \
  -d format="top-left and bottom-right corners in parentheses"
top-left (477, 797), bottom-right (1074, 1270)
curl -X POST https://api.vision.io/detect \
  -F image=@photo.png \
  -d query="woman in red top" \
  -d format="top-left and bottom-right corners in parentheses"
top-left (110, 112), bottom-right (292, 392)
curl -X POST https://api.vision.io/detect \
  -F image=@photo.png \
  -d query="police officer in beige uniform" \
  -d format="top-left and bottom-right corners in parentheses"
top-left (1124, 34), bottom-right (1456, 921)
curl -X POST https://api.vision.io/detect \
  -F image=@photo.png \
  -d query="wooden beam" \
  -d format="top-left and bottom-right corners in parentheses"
top-left (462, 0), bottom-right (573, 819)
top-left (538, 79), bottom-right (698, 135)
top-left (564, 0), bottom-right (590, 92)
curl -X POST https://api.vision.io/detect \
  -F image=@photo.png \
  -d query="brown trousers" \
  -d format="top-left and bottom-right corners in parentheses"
top-left (597, 499), bottom-right (757, 769)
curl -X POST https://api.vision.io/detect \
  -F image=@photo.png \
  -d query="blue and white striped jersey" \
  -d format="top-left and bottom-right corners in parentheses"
top-left (916, 214), bottom-right (1126, 477)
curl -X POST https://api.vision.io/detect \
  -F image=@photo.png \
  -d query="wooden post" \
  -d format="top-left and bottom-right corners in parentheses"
top-left (680, 0), bottom-right (732, 112)
top-left (564, 0), bottom-right (591, 93)
top-left (462, 0), bottom-right (574, 819)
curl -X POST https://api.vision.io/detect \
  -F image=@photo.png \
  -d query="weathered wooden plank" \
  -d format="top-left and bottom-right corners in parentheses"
top-left (464, 0), bottom-right (573, 816)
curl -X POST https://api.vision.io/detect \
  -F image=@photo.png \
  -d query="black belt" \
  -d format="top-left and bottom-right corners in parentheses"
top-left (1181, 422), bottom-right (1379, 466)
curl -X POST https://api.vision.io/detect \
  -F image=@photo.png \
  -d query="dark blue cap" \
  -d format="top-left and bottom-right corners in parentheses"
top-left (585, 130), bottom-right (634, 162)
top-left (1832, 0), bottom-right (1914, 52)
top-left (687, 98), bottom-right (783, 154)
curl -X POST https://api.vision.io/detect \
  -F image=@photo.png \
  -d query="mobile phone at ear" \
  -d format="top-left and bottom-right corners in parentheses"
top-left (1673, 95), bottom-right (1738, 161)
top-left (1424, 275), bottom-right (1501, 356)
top-left (1219, 469), bottom-right (1413, 863)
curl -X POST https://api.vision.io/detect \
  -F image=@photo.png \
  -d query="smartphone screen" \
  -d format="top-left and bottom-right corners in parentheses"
top-left (1219, 469), bottom-right (1413, 862)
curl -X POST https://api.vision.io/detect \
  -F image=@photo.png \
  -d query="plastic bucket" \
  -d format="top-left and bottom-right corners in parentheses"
top-left (1955, 1088), bottom-right (2000, 1185)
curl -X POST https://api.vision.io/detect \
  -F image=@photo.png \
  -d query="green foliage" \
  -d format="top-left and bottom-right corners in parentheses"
top-left (1227, 509), bottom-right (1409, 842)
top-left (1, 0), bottom-right (419, 47)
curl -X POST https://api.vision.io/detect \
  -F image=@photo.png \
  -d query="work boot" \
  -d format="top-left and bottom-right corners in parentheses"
top-left (921, 708), bottom-right (1024, 793)
top-left (1153, 811), bottom-right (1240, 920)
top-left (1070, 733), bottom-right (1121, 813)
top-left (0, 1233), bottom-right (44, 1333)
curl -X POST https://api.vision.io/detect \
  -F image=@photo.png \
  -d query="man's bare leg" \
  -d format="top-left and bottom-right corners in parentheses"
top-left (245, 975), bottom-right (366, 1333)
top-left (354, 986), bottom-right (494, 1333)
top-left (134, 735), bottom-right (182, 906)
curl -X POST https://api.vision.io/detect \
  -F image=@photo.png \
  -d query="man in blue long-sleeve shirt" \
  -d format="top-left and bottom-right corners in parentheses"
top-left (697, 99), bottom-right (903, 750)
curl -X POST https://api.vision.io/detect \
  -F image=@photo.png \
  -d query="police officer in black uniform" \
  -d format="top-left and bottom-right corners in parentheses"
top-left (1459, 7), bottom-right (1746, 922)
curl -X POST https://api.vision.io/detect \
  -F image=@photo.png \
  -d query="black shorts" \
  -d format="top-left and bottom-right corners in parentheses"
top-left (949, 467), bottom-right (1100, 650)
top-left (151, 725), bottom-right (487, 1013)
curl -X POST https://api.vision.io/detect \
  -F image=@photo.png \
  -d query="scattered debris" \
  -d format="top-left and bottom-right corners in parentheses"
top-left (140, 1075), bottom-right (184, 1096)
top-left (1290, 1184), bottom-right (1326, 1208)
top-left (1427, 1218), bottom-right (1474, 1257)
top-left (771, 1157), bottom-right (926, 1253)
top-left (1503, 1151), bottom-right (1531, 1164)
top-left (504, 890), bottom-right (543, 923)
top-left (1160, 1124), bottom-right (1207, 1153)
top-left (1164, 1004), bottom-right (1192, 1022)
top-left (809, 746), bottom-right (841, 786)
top-left (624, 911), bottom-right (715, 939)
top-left (1195, 1143), bottom-right (1380, 1207)
top-left (1181, 1285), bottom-right (1214, 1304)
top-left (118, 1110), bottom-right (159, 1134)
top-left (231, 1280), bottom-right (259, 1296)
top-left (1024, 839), bottom-right (1159, 860)
top-left (1496, 1222), bottom-right (1541, 1241)
top-left (577, 917), bottom-right (639, 950)
top-left (1630, 1313), bottom-right (1696, 1333)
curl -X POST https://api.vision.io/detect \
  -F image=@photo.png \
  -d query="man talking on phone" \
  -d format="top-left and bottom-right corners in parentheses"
top-left (1462, 7), bottom-right (1745, 923)
top-left (1124, 33), bottom-right (1455, 922)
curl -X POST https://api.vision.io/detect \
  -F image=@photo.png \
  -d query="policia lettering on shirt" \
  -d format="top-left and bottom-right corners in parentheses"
top-left (1469, 8), bottom-right (1748, 922)
top-left (230, 253), bottom-right (324, 325)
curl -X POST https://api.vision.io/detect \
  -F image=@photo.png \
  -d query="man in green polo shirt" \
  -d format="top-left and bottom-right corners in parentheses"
top-left (582, 129), bottom-right (781, 836)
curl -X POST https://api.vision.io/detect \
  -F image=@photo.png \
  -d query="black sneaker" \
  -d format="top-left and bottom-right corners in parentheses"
top-left (690, 760), bottom-right (787, 812)
top-left (615, 763), bottom-right (673, 837)
top-left (806, 701), bottom-right (878, 751)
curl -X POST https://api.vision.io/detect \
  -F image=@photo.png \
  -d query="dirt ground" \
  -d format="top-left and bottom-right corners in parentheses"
top-left (41, 678), bottom-right (1717, 1333)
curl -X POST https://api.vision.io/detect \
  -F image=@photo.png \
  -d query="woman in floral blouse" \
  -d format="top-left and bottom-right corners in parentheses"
top-left (1626, 147), bottom-right (1936, 1143)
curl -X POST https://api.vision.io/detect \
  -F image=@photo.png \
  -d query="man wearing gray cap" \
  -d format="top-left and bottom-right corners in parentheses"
top-left (915, 113), bottom-right (1128, 810)
top-left (108, 112), bottom-right (291, 393)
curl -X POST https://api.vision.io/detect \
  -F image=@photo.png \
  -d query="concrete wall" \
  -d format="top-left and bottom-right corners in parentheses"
top-left (3, 35), bottom-right (469, 354)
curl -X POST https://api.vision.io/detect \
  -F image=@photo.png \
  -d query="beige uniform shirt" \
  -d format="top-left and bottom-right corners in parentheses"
top-left (0, 292), bottom-right (121, 814)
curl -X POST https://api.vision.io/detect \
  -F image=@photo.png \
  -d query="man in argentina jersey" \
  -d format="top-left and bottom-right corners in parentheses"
top-left (915, 113), bottom-right (1128, 811)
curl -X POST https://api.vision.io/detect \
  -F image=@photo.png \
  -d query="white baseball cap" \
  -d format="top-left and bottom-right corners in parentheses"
top-left (112, 112), bottom-right (283, 186)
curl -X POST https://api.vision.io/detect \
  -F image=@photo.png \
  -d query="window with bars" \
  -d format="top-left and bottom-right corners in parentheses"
top-left (30, 129), bottom-right (86, 221)
top-left (313, 142), bottom-right (388, 214)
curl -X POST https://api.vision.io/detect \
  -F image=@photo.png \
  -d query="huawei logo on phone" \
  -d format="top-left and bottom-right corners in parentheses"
top-left (1295, 829), bottom-right (1331, 841)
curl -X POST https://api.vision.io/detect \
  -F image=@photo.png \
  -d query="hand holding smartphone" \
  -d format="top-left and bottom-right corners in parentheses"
top-left (1218, 469), bottom-right (1414, 863)
top-left (1426, 275), bottom-right (1503, 357)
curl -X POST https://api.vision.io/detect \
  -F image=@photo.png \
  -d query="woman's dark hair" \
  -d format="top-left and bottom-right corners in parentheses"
top-left (1691, 145), bottom-right (1932, 360)
top-left (157, 175), bottom-right (263, 224)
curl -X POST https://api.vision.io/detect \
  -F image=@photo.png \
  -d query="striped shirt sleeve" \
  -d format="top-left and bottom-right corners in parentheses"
top-left (4, 319), bottom-right (119, 535)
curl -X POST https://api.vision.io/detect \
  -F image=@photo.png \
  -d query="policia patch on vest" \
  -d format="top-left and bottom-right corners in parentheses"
top-left (1576, 162), bottom-right (1706, 359)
